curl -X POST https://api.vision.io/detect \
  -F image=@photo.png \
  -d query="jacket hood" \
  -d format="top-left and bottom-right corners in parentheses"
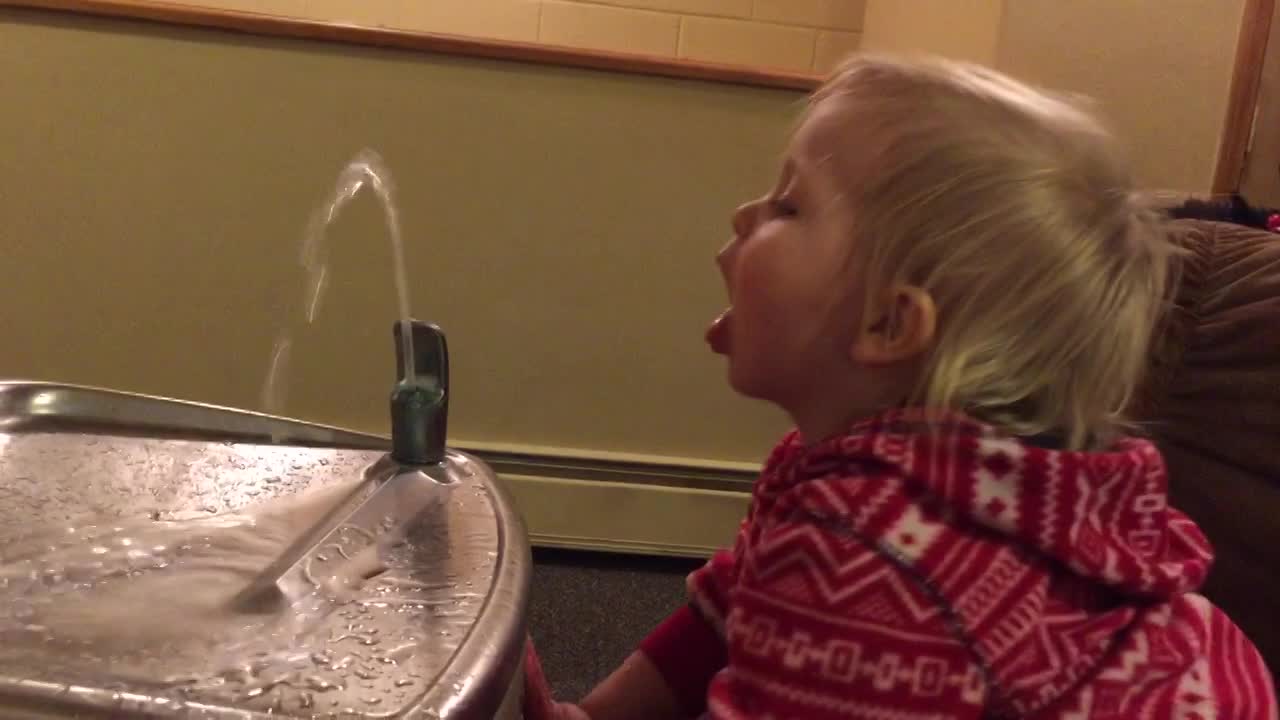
top-left (764, 409), bottom-right (1214, 599)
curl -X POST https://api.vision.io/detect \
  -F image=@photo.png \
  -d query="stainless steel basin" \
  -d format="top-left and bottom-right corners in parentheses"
top-left (0, 381), bottom-right (530, 719)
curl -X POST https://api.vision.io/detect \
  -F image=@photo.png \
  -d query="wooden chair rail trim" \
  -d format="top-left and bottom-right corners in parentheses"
top-left (3, 0), bottom-right (823, 93)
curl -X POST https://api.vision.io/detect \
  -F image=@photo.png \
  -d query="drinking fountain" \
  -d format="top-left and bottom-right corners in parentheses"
top-left (0, 321), bottom-right (530, 719)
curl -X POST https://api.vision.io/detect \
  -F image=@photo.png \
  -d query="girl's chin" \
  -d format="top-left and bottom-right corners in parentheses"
top-left (725, 362), bottom-right (771, 401)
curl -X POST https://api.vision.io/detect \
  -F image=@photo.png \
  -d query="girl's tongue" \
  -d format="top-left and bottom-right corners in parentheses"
top-left (706, 308), bottom-right (733, 355)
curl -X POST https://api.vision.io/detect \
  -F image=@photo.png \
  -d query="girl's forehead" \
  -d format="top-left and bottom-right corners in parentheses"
top-left (793, 99), bottom-right (851, 161)
top-left (798, 101), bottom-right (894, 205)
top-left (788, 99), bottom-right (858, 182)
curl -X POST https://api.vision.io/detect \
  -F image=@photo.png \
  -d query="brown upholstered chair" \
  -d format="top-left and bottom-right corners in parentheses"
top-left (1141, 219), bottom-right (1280, 677)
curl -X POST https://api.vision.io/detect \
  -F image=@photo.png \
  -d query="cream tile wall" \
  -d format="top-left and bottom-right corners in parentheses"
top-left (166, 0), bottom-right (866, 73)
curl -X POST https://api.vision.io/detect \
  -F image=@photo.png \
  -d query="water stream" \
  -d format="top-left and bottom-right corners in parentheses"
top-left (261, 149), bottom-right (417, 428)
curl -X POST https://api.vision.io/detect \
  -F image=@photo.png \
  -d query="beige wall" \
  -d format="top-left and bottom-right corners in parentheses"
top-left (858, 0), bottom-right (1244, 193)
top-left (159, 0), bottom-right (867, 74)
top-left (997, 0), bottom-right (1246, 193)
top-left (1, 8), bottom-right (797, 466)
top-left (26, 1), bottom-right (1245, 192)
top-left (862, 0), bottom-right (1004, 66)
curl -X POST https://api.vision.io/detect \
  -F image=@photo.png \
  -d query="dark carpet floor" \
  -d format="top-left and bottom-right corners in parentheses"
top-left (527, 548), bottom-right (702, 701)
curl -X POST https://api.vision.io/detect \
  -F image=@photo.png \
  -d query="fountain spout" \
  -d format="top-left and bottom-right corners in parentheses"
top-left (390, 321), bottom-right (449, 466)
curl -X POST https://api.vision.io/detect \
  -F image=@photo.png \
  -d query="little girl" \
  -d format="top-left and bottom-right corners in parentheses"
top-left (526, 55), bottom-right (1277, 719)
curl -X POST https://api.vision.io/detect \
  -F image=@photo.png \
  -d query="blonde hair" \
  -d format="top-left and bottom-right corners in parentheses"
top-left (814, 55), bottom-right (1175, 450)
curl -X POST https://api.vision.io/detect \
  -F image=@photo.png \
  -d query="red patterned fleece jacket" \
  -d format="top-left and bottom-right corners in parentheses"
top-left (640, 410), bottom-right (1276, 719)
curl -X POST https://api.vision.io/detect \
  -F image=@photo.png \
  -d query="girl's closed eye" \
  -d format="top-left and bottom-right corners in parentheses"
top-left (770, 196), bottom-right (798, 218)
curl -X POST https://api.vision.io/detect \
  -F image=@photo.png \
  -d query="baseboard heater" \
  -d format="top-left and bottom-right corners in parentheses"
top-left (459, 446), bottom-right (756, 559)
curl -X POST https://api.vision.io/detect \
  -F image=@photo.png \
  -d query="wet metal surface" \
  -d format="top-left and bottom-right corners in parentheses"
top-left (0, 382), bottom-right (529, 718)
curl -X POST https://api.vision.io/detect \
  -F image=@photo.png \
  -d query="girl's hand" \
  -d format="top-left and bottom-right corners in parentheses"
top-left (524, 638), bottom-right (592, 720)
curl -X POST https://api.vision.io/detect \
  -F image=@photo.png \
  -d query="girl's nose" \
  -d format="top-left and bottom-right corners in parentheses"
top-left (730, 199), bottom-right (759, 239)
top-left (719, 200), bottom-right (757, 273)
top-left (716, 238), bottom-right (734, 274)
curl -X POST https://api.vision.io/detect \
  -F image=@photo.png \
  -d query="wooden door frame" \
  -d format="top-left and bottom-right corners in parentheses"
top-left (1214, 0), bottom-right (1277, 194)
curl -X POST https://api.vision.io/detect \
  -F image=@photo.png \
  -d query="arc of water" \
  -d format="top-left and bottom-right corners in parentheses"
top-left (261, 149), bottom-right (415, 430)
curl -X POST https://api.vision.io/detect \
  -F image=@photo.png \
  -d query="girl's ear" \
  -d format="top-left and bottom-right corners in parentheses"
top-left (850, 286), bottom-right (937, 366)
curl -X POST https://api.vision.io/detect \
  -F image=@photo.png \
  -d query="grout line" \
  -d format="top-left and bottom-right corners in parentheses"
top-left (567, 0), bottom-right (754, 22)
top-left (533, 1), bottom-right (837, 36)
top-left (537, 0), bottom-right (545, 40)
top-left (810, 29), bottom-right (819, 72)
top-left (676, 15), bottom-right (685, 56)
